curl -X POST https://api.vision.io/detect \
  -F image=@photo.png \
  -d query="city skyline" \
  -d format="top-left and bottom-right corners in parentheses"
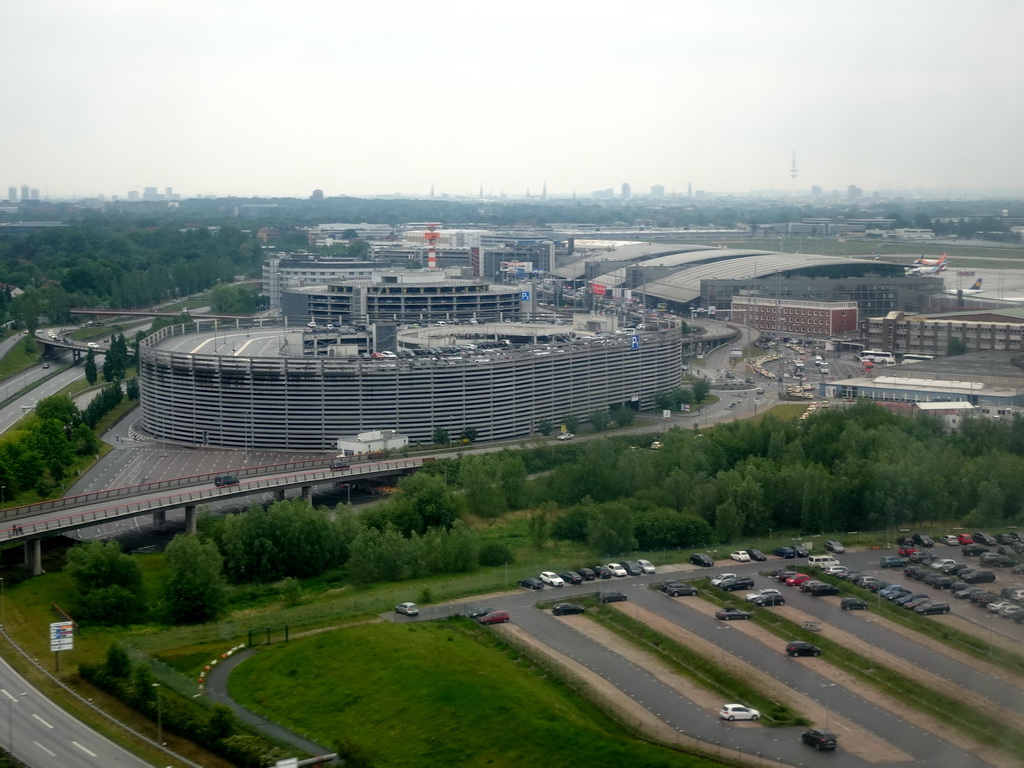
top-left (4, 1), bottom-right (1023, 199)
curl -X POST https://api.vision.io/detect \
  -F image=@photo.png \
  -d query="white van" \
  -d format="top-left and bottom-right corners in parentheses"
top-left (808, 555), bottom-right (840, 568)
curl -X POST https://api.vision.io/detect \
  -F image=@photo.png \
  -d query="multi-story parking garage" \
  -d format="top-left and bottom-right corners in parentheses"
top-left (139, 321), bottom-right (684, 450)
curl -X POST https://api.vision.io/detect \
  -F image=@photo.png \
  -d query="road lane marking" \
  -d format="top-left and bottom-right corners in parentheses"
top-left (72, 741), bottom-right (96, 757)
top-left (32, 713), bottom-right (53, 728)
top-left (33, 742), bottom-right (56, 756)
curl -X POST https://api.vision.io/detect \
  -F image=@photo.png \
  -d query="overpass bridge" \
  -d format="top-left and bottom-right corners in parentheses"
top-left (1, 457), bottom-right (428, 575)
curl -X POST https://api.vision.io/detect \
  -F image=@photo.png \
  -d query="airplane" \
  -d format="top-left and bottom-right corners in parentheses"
top-left (912, 253), bottom-right (948, 266)
top-left (944, 278), bottom-right (983, 294)
top-left (906, 260), bottom-right (948, 276)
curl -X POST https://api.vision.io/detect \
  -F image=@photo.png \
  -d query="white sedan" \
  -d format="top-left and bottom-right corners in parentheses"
top-left (730, 551), bottom-right (751, 562)
top-left (939, 535), bottom-right (959, 546)
top-left (710, 573), bottom-right (738, 587)
top-left (539, 571), bottom-right (565, 587)
top-left (720, 703), bottom-right (760, 721)
top-left (606, 563), bottom-right (628, 577)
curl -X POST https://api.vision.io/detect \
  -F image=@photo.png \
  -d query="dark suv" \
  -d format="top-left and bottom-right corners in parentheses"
top-left (912, 533), bottom-right (934, 548)
top-left (660, 581), bottom-right (698, 597)
top-left (214, 475), bottom-right (239, 487)
top-left (718, 576), bottom-right (756, 592)
top-left (689, 553), bottom-right (714, 567)
top-left (786, 641), bottom-right (821, 657)
top-left (801, 729), bottom-right (837, 751)
top-left (599, 591), bottom-right (628, 603)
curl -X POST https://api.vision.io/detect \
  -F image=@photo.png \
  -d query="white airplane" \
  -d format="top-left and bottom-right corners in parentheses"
top-left (906, 254), bottom-right (948, 276)
top-left (945, 278), bottom-right (983, 294)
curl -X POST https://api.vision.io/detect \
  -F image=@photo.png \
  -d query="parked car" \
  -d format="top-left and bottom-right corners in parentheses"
top-left (879, 584), bottom-right (906, 598)
top-left (214, 475), bottom-right (239, 487)
top-left (799, 579), bottom-right (825, 592)
top-left (577, 567), bottom-right (596, 581)
top-left (980, 553), bottom-right (1018, 568)
top-left (745, 548), bottom-right (768, 562)
top-left (599, 591), bottom-right (628, 603)
top-left (801, 729), bottom-right (838, 751)
top-left (912, 534), bottom-right (934, 548)
top-left (823, 565), bottom-right (849, 576)
top-left (517, 577), bottom-right (544, 590)
top-left (559, 571), bottom-right (583, 585)
top-left (711, 573), bottom-right (739, 587)
top-left (923, 574), bottom-right (955, 590)
top-left (661, 581), bottom-right (698, 597)
top-left (466, 606), bottom-right (496, 619)
top-left (972, 532), bottom-right (998, 546)
top-left (786, 573), bottom-right (811, 587)
top-left (539, 571), bottom-right (564, 587)
top-left (719, 576), bottom-right (756, 592)
top-left (476, 610), bottom-right (510, 624)
top-left (592, 566), bottom-right (613, 579)
top-left (961, 569), bottom-right (997, 584)
top-left (986, 600), bottom-right (1014, 614)
top-left (957, 533), bottom-right (974, 545)
top-left (969, 591), bottom-right (1000, 607)
top-left (841, 597), bottom-right (868, 610)
top-left (953, 586), bottom-right (985, 600)
top-left (998, 604), bottom-right (1024, 619)
top-left (915, 601), bottom-right (950, 615)
top-left (715, 608), bottom-right (752, 621)
top-left (730, 551), bottom-right (751, 562)
top-left (551, 603), bottom-right (584, 616)
top-left (895, 592), bottom-right (929, 606)
top-left (746, 588), bottom-right (783, 602)
top-left (962, 544), bottom-right (990, 557)
top-left (773, 570), bottom-right (797, 583)
top-left (620, 560), bottom-right (644, 576)
top-left (880, 555), bottom-right (906, 568)
top-left (773, 546), bottom-right (797, 558)
top-left (824, 540), bottom-right (845, 554)
top-left (395, 602), bottom-right (419, 616)
top-left (897, 546), bottom-right (917, 557)
top-left (786, 641), bottom-right (821, 657)
top-left (792, 545), bottom-right (809, 558)
top-left (752, 593), bottom-right (786, 606)
top-left (810, 583), bottom-right (840, 596)
top-left (720, 704), bottom-right (760, 721)
top-left (690, 553), bottom-right (714, 567)
top-left (606, 563), bottom-right (628, 577)
top-left (939, 535), bottom-right (959, 546)
top-left (903, 597), bottom-right (933, 611)
top-left (636, 559), bottom-right (656, 574)
top-left (1000, 587), bottom-right (1024, 602)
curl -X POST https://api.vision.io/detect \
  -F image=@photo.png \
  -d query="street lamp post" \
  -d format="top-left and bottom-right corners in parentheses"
top-left (821, 683), bottom-right (836, 729)
top-left (1, 485), bottom-right (5, 509)
top-left (152, 683), bottom-right (162, 744)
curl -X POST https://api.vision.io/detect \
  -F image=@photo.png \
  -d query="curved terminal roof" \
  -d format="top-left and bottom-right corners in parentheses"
top-left (554, 242), bottom-right (708, 279)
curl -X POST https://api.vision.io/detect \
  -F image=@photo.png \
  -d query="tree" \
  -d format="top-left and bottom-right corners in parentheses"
top-left (163, 534), bottom-right (227, 624)
top-left (692, 378), bottom-right (711, 403)
top-left (588, 502), bottom-right (636, 555)
top-left (589, 409), bottom-right (610, 432)
top-left (536, 419), bottom-right (554, 436)
top-left (527, 504), bottom-right (553, 550)
top-left (948, 337), bottom-right (968, 356)
top-left (561, 414), bottom-right (581, 434)
top-left (460, 426), bottom-right (478, 443)
top-left (84, 350), bottom-right (98, 385)
top-left (610, 405), bottom-right (635, 427)
top-left (65, 540), bottom-right (145, 623)
top-left (432, 427), bottom-right (450, 446)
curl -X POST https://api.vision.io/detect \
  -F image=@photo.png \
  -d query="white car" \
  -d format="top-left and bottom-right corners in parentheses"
top-left (720, 703), bottom-right (760, 721)
top-left (87, 342), bottom-right (99, 349)
top-left (929, 559), bottom-right (957, 570)
top-left (745, 588), bottom-right (782, 602)
top-left (539, 571), bottom-right (565, 587)
top-left (555, 433), bottom-right (574, 441)
top-left (730, 551), bottom-right (751, 562)
top-left (636, 559), bottom-right (656, 574)
top-left (606, 563), bottom-right (628, 577)
top-left (823, 565), bottom-right (848, 575)
top-left (711, 573), bottom-right (738, 587)
top-left (395, 602), bottom-right (419, 616)
top-left (939, 535), bottom-right (959, 546)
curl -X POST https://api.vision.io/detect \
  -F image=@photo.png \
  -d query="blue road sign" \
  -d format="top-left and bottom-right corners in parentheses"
top-left (521, 291), bottom-right (530, 301)
top-left (631, 335), bottom-right (640, 349)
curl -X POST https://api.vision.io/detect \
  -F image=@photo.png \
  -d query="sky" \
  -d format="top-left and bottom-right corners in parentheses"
top-left (3, 0), bottom-right (1023, 200)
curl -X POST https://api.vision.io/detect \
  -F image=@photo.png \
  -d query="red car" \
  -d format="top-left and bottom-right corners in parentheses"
top-left (897, 546), bottom-right (917, 557)
top-left (786, 573), bottom-right (811, 587)
top-left (957, 533), bottom-right (974, 545)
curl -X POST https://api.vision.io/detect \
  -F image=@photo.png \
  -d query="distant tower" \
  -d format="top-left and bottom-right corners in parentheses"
top-left (687, 182), bottom-right (692, 197)
top-left (479, 184), bottom-right (483, 199)
top-left (423, 223), bottom-right (441, 271)
top-left (430, 184), bottom-right (435, 198)
top-left (790, 150), bottom-right (798, 180)
top-left (20, 185), bottom-right (29, 201)
top-left (7, 186), bottom-right (16, 202)
top-left (621, 182), bottom-right (631, 200)
top-left (542, 181), bottom-right (547, 201)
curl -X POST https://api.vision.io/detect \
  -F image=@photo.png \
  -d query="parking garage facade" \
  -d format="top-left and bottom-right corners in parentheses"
top-left (139, 323), bottom-right (684, 450)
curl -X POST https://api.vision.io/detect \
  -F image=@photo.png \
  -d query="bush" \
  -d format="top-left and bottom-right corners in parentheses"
top-left (478, 541), bottom-right (514, 567)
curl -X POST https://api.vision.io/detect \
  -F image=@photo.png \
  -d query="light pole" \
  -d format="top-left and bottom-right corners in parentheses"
top-left (1, 485), bottom-right (5, 509)
top-left (6, 691), bottom-right (25, 754)
top-left (821, 683), bottom-right (836, 729)
top-left (152, 683), bottom-right (162, 744)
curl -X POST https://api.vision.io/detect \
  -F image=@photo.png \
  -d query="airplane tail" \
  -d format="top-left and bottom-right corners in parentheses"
top-left (970, 278), bottom-right (983, 290)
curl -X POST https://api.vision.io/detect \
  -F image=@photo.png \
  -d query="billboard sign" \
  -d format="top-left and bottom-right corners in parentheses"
top-left (591, 283), bottom-right (606, 296)
top-left (50, 621), bottom-right (74, 652)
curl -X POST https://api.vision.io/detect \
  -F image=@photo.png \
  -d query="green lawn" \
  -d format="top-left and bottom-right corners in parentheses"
top-left (228, 620), bottom-right (723, 768)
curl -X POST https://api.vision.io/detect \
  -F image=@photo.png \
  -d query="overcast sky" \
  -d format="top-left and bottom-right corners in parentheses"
top-left (4, 0), bottom-right (1022, 200)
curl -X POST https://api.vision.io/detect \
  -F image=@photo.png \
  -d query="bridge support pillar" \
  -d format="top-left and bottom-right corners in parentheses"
top-left (152, 510), bottom-right (166, 531)
top-left (274, 488), bottom-right (285, 501)
top-left (184, 505), bottom-right (197, 534)
top-left (26, 539), bottom-right (42, 576)
top-left (300, 485), bottom-right (311, 501)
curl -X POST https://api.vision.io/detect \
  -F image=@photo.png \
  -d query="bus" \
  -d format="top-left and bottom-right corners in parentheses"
top-left (858, 350), bottom-right (896, 365)
top-left (900, 354), bottom-right (935, 363)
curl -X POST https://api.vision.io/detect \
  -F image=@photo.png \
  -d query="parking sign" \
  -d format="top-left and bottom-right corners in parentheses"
top-left (521, 291), bottom-right (530, 301)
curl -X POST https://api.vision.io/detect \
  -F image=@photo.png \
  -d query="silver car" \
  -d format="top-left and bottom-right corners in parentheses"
top-left (395, 602), bottom-right (419, 616)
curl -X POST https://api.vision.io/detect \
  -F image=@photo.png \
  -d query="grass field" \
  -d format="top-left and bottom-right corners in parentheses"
top-left (228, 620), bottom-right (723, 768)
